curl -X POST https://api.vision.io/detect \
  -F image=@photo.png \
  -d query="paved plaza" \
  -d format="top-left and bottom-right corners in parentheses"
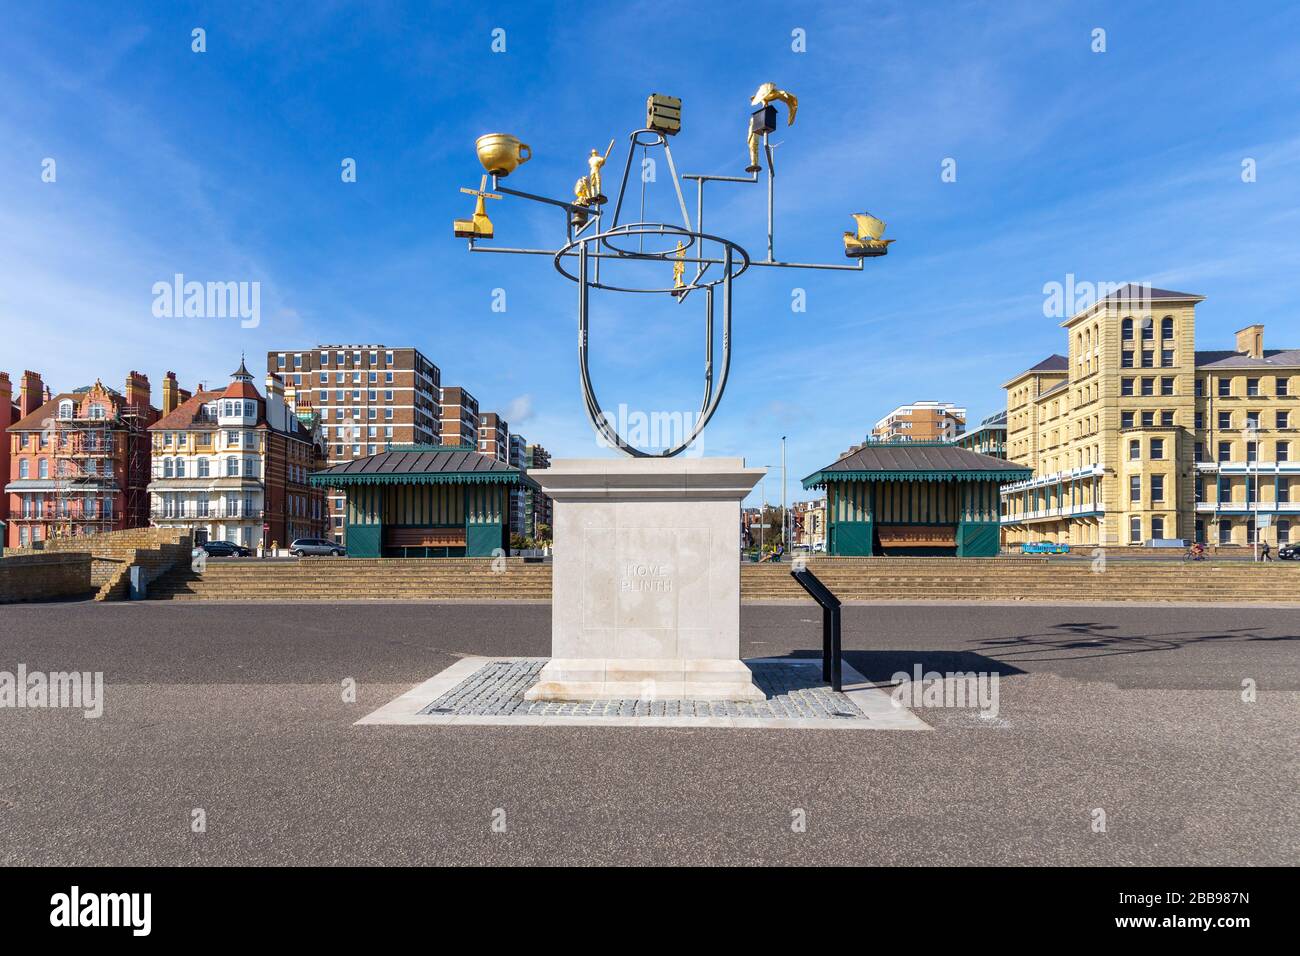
top-left (0, 600), bottom-right (1296, 866)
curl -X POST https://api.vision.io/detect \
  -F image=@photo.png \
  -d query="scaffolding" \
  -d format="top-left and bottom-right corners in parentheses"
top-left (48, 404), bottom-right (148, 540)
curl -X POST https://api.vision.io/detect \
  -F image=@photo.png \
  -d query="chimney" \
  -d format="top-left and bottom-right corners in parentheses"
top-left (19, 370), bottom-right (44, 417)
top-left (124, 371), bottom-right (151, 411)
top-left (1235, 325), bottom-right (1264, 359)
top-left (0, 372), bottom-right (11, 430)
top-left (162, 371), bottom-right (181, 415)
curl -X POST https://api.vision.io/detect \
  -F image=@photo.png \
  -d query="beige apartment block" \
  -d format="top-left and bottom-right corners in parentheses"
top-left (1001, 285), bottom-right (1300, 550)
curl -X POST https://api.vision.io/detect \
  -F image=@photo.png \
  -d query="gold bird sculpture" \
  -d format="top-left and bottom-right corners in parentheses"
top-left (750, 82), bottom-right (798, 125)
top-left (843, 213), bottom-right (893, 257)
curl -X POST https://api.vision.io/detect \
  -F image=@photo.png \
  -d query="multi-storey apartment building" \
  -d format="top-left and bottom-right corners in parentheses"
top-left (524, 443), bottom-right (552, 539)
top-left (871, 401), bottom-right (966, 442)
top-left (268, 346), bottom-right (440, 544)
top-left (440, 386), bottom-right (479, 448)
top-left (5, 371), bottom-right (158, 549)
top-left (479, 412), bottom-right (509, 462)
top-left (791, 497), bottom-right (827, 550)
top-left (954, 410), bottom-right (1008, 458)
top-left (507, 432), bottom-right (528, 536)
top-left (1000, 285), bottom-right (1300, 549)
top-left (149, 361), bottom-right (327, 548)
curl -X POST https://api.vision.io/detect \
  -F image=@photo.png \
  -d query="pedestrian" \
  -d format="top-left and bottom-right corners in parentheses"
top-left (1261, 540), bottom-right (1272, 562)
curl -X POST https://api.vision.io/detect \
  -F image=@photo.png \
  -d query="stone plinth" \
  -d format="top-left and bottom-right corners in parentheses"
top-left (525, 458), bottom-right (766, 701)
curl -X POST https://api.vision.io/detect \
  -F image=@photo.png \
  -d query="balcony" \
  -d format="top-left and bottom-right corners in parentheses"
top-left (1195, 501), bottom-right (1300, 514)
top-left (150, 506), bottom-right (265, 521)
top-left (1001, 502), bottom-right (1105, 525)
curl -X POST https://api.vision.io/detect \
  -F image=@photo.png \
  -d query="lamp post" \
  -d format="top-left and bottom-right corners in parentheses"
top-left (781, 436), bottom-right (788, 554)
top-left (1246, 421), bottom-right (1259, 561)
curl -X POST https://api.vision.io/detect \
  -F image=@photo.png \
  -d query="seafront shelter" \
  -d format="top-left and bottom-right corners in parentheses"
top-left (308, 446), bottom-right (533, 557)
top-left (803, 442), bottom-right (1031, 557)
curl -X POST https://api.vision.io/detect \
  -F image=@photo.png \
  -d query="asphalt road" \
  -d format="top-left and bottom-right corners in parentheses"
top-left (0, 600), bottom-right (1296, 866)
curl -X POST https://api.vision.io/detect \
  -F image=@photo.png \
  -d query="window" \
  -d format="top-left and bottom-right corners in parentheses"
top-left (1150, 438), bottom-right (1165, 459)
top-left (1219, 521), bottom-right (1232, 545)
top-left (1162, 411), bottom-right (1174, 427)
top-left (1151, 474), bottom-right (1164, 502)
top-left (1195, 476), bottom-right (1204, 502)
top-left (1141, 351), bottom-right (1154, 368)
top-left (277, 354), bottom-right (286, 369)
top-left (1195, 378), bottom-right (1205, 397)
top-left (1246, 378), bottom-right (1260, 397)
top-left (1140, 317), bottom-right (1154, 340)
top-left (1121, 317), bottom-right (1134, 340)
top-left (1279, 442), bottom-right (1290, 462)
top-left (293, 354), bottom-right (303, 369)
top-left (1218, 441), bottom-right (1231, 462)
top-left (1141, 411), bottom-right (1155, 427)
top-left (58, 400), bottom-right (74, 420)
top-left (1161, 377), bottom-right (1174, 396)
top-left (175, 459), bottom-right (186, 478)
top-left (1121, 378), bottom-right (1134, 396)
top-left (226, 456), bottom-right (238, 477)
top-left (1278, 410), bottom-right (1290, 429)
top-left (1161, 316), bottom-right (1174, 339)
top-left (1218, 378), bottom-right (1230, 397)
top-left (1195, 411), bottom-right (1204, 430)
top-left (1129, 475), bottom-right (1141, 503)
top-left (385, 391), bottom-right (394, 402)
top-left (1151, 516), bottom-right (1165, 540)
top-left (1246, 411), bottom-right (1260, 429)
top-left (19, 459), bottom-right (29, 478)
top-left (197, 457), bottom-right (209, 478)
top-left (384, 408), bottom-right (394, 421)
top-left (369, 371), bottom-right (378, 383)
top-left (1141, 378), bottom-right (1154, 396)
top-left (1130, 516), bottom-right (1142, 544)
top-left (1247, 441), bottom-right (1258, 463)
top-left (1121, 411), bottom-right (1135, 428)
top-left (1129, 439), bottom-right (1140, 460)
top-left (1161, 349), bottom-right (1174, 367)
top-left (1281, 477), bottom-right (1292, 502)
top-left (1194, 442), bottom-right (1204, 462)
top-left (1219, 411), bottom-right (1232, 430)
top-left (385, 372), bottom-right (394, 384)
top-left (38, 459), bottom-right (48, 479)
top-left (1122, 351), bottom-right (1134, 369)
top-left (1279, 520), bottom-right (1291, 545)
top-left (163, 458), bottom-right (174, 478)
top-left (1279, 377), bottom-right (1290, 397)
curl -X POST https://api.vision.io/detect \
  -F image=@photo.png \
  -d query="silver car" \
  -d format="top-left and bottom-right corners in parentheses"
top-left (290, 538), bottom-right (347, 557)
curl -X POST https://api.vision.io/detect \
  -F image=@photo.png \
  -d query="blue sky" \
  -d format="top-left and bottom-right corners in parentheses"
top-left (3, 0), bottom-right (1300, 505)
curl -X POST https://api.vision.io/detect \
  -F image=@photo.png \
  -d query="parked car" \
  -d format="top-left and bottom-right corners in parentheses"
top-left (1021, 541), bottom-right (1070, 555)
top-left (290, 538), bottom-right (347, 557)
top-left (197, 540), bottom-right (253, 558)
top-left (1278, 542), bottom-right (1300, 561)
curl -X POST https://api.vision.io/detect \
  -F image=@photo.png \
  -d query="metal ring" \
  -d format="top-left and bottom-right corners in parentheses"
top-left (555, 225), bottom-right (750, 294)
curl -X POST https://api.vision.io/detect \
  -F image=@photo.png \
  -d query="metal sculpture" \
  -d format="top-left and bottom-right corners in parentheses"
top-left (454, 86), bottom-right (891, 457)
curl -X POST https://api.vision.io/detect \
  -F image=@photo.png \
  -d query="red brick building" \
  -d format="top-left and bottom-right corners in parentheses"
top-left (5, 371), bottom-right (159, 549)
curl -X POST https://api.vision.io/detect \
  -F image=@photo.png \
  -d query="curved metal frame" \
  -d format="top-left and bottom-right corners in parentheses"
top-left (554, 223), bottom-right (750, 295)
top-left (576, 239), bottom-right (736, 457)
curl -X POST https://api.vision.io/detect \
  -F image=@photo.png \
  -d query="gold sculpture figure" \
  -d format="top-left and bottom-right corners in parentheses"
top-left (672, 241), bottom-right (686, 293)
top-left (746, 82), bottom-right (797, 172)
top-left (843, 213), bottom-right (893, 257)
top-left (584, 139), bottom-right (615, 204)
top-left (453, 175), bottom-right (502, 239)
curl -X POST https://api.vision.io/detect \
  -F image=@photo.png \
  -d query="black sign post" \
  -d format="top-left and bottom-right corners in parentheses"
top-left (789, 564), bottom-right (843, 692)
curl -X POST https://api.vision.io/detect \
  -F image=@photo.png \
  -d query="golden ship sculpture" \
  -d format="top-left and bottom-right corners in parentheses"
top-left (451, 86), bottom-right (893, 457)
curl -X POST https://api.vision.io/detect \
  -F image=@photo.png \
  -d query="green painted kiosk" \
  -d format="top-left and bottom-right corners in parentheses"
top-left (803, 442), bottom-right (1030, 557)
top-left (309, 445), bottom-right (535, 557)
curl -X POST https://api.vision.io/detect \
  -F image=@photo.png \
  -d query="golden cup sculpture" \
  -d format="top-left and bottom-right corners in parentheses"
top-left (475, 133), bottom-right (531, 177)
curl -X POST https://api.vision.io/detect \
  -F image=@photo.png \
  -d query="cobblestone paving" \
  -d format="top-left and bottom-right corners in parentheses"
top-left (419, 660), bottom-right (867, 719)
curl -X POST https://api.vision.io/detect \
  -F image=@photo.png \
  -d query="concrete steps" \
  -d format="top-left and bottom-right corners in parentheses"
top-left (143, 555), bottom-right (1300, 603)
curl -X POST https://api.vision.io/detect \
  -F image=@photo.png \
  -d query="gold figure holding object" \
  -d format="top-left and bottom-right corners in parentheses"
top-left (582, 139), bottom-right (615, 204)
top-left (672, 241), bottom-right (686, 293)
top-left (746, 83), bottom-right (797, 172)
top-left (843, 213), bottom-right (893, 258)
top-left (453, 175), bottom-right (502, 239)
